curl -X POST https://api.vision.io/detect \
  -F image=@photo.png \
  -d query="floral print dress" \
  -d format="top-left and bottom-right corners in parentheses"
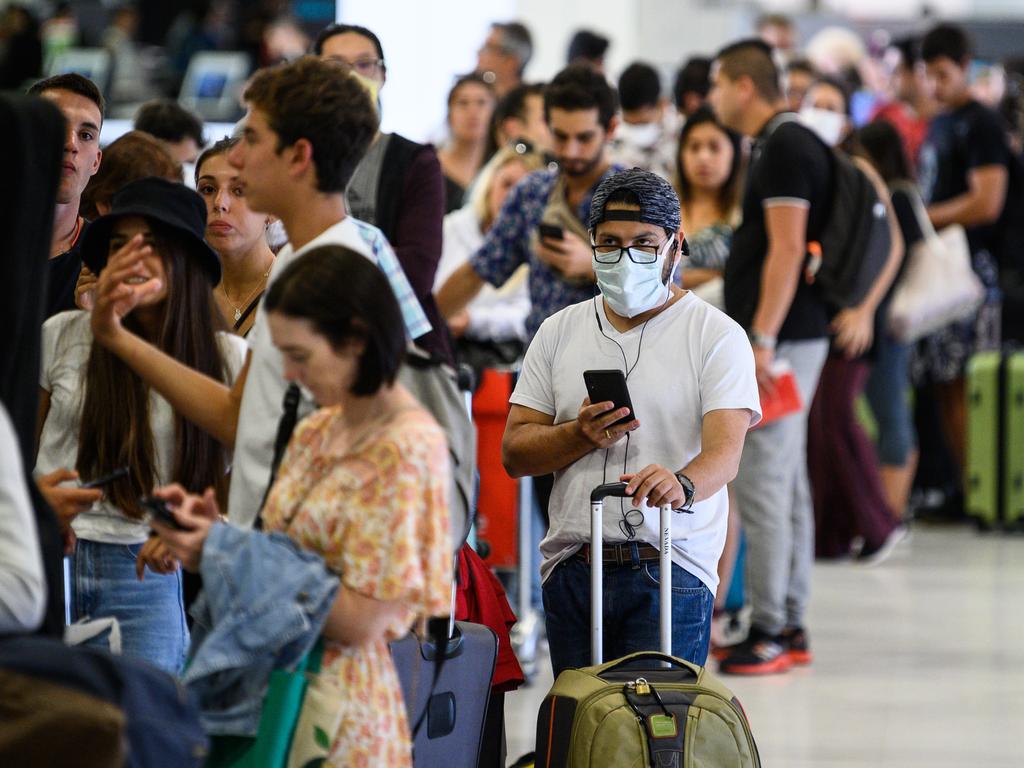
top-left (261, 406), bottom-right (452, 767)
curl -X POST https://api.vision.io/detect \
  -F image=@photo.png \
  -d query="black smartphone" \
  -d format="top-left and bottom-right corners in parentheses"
top-left (583, 369), bottom-right (635, 428)
top-left (538, 222), bottom-right (565, 241)
top-left (80, 466), bottom-right (129, 489)
top-left (139, 496), bottom-right (191, 531)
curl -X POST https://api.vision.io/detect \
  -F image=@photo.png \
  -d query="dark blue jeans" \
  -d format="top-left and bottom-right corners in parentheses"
top-left (542, 550), bottom-right (713, 677)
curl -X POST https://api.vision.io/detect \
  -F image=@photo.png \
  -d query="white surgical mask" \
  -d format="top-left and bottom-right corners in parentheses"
top-left (617, 121), bottom-right (662, 150)
top-left (593, 236), bottom-right (675, 318)
top-left (798, 107), bottom-right (846, 147)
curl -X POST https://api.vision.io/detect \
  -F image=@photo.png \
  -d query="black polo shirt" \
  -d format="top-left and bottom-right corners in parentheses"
top-left (725, 115), bottom-right (832, 340)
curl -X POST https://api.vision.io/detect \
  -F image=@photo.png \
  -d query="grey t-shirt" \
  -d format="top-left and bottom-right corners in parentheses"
top-left (509, 292), bottom-right (761, 594)
top-left (346, 132), bottom-right (392, 225)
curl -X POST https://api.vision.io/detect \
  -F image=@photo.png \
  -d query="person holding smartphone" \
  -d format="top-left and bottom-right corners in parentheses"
top-left (35, 178), bottom-right (248, 673)
top-left (501, 169), bottom-right (760, 675)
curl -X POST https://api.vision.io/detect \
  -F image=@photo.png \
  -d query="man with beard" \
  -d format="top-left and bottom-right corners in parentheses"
top-left (437, 64), bottom-right (621, 344)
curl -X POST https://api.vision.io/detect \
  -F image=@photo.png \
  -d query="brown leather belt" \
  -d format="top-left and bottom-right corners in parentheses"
top-left (576, 543), bottom-right (661, 567)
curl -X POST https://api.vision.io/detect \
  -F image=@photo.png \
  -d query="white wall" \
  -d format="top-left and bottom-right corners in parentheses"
top-left (338, 0), bottom-right (514, 142)
top-left (338, 0), bottom-right (1024, 141)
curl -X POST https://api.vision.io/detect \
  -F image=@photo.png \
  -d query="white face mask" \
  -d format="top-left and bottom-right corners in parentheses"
top-left (798, 107), bottom-right (846, 147)
top-left (593, 235), bottom-right (675, 318)
top-left (617, 121), bottom-right (662, 150)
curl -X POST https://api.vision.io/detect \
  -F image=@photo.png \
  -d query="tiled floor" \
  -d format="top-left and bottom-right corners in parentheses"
top-left (501, 524), bottom-right (1024, 766)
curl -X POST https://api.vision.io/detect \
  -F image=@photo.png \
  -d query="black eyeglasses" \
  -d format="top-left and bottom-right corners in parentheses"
top-left (591, 241), bottom-right (666, 265)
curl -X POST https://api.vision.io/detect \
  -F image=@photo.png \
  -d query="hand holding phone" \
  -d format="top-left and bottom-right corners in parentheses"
top-left (538, 222), bottom-right (565, 241)
top-left (139, 495), bottom-right (192, 532)
top-left (80, 466), bottom-right (129, 490)
top-left (584, 370), bottom-right (636, 427)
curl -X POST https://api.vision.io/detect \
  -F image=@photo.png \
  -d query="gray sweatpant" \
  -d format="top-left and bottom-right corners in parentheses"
top-left (732, 338), bottom-right (829, 636)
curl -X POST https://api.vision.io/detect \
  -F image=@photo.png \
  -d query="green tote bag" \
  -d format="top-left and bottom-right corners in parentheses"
top-left (204, 640), bottom-right (325, 768)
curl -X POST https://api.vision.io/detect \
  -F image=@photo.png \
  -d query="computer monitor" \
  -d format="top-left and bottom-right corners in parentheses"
top-left (47, 48), bottom-right (112, 93)
top-left (178, 52), bottom-right (250, 122)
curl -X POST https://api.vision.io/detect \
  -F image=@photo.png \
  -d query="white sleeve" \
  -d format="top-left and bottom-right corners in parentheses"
top-left (508, 317), bottom-right (556, 416)
top-left (0, 403), bottom-right (46, 633)
top-left (699, 317), bottom-right (762, 427)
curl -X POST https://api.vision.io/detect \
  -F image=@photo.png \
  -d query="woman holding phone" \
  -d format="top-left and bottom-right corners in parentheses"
top-left (145, 246), bottom-right (453, 765)
top-left (35, 177), bottom-right (247, 673)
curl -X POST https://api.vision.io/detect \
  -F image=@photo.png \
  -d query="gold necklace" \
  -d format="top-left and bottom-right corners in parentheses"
top-left (219, 267), bottom-right (271, 322)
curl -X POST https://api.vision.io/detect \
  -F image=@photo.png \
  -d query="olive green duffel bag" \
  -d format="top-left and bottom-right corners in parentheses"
top-left (535, 651), bottom-right (761, 768)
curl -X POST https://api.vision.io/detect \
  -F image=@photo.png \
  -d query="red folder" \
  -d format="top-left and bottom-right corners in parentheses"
top-left (751, 361), bottom-right (803, 429)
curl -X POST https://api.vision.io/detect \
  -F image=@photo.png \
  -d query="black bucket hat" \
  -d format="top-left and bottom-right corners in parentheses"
top-left (80, 176), bottom-right (221, 285)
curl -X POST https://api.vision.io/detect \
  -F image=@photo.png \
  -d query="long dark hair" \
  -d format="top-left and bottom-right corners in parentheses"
top-left (674, 106), bottom-right (744, 218)
top-left (851, 120), bottom-right (913, 186)
top-left (76, 222), bottom-right (229, 518)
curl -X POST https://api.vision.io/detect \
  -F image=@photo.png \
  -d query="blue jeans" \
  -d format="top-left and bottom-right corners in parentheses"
top-left (69, 539), bottom-right (188, 675)
top-left (865, 332), bottom-right (916, 466)
top-left (542, 550), bottom-right (713, 677)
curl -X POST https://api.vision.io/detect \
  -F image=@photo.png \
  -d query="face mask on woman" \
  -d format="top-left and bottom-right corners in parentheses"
top-left (798, 107), bottom-right (846, 147)
top-left (593, 235), bottom-right (676, 318)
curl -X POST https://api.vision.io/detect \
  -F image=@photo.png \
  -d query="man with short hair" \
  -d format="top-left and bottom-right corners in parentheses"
top-left (476, 21), bottom-right (533, 98)
top-left (90, 56), bottom-right (429, 528)
top-left (27, 73), bottom-right (104, 319)
top-left (672, 56), bottom-right (712, 120)
top-left (871, 38), bottom-right (934, 170)
top-left (502, 168), bottom-right (759, 675)
top-left (915, 23), bottom-right (1023, 457)
top-left (490, 82), bottom-right (553, 155)
top-left (438, 65), bottom-right (621, 340)
top-left (566, 29), bottom-right (609, 74)
top-left (708, 39), bottom-right (831, 674)
top-left (756, 13), bottom-right (797, 63)
top-left (783, 58), bottom-right (817, 113)
top-left (133, 99), bottom-right (206, 165)
top-left (611, 61), bottom-right (675, 181)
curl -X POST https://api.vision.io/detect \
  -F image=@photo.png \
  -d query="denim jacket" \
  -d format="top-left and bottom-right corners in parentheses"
top-left (183, 523), bottom-right (339, 736)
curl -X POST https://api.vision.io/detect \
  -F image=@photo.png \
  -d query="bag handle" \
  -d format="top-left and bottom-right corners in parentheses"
top-left (595, 651), bottom-right (700, 678)
top-left (892, 181), bottom-right (941, 244)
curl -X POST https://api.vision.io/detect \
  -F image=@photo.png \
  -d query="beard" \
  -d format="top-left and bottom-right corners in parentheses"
top-left (558, 149), bottom-right (604, 178)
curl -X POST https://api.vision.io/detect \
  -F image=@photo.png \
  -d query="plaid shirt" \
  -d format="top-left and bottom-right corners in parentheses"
top-left (469, 166), bottom-right (622, 341)
top-left (351, 219), bottom-right (431, 340)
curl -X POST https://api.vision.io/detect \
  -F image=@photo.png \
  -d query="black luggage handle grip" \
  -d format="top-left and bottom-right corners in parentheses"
top-left (599, 651), bottom-right (699, 678)
top-left (591, 482), bottom-right (630, 502)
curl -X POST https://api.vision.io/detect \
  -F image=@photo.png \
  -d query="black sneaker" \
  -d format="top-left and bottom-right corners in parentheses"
top-left (780, 625), bottom-right (812, 666)
top-left (718, 626), bottom-right (792, 676)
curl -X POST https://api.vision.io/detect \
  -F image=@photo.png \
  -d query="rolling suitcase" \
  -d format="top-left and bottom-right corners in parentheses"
top-left (534, 482), bottom-right (761, 768)
top-left (965, 350), bottom-right (1024, 529)
top-left (1003, 352), bottom-right (1024, 527)
top-left (966, 351), bottom-right (1001, 527)
top-left (390, 555), bottom-right (498, 768)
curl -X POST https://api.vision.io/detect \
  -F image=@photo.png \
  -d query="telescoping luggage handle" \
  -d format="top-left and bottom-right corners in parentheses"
top-left (589, 482), bottom-right (673, 665)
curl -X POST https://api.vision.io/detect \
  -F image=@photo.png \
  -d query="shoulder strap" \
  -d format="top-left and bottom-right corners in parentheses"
top-left (232, 292), bottom-right (263, 332)
top-left (256, 383), bottom-right (302, 528)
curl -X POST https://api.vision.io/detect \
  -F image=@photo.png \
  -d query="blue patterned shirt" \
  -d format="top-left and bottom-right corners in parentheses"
top-left (468, 166), bottom-right (622, 341)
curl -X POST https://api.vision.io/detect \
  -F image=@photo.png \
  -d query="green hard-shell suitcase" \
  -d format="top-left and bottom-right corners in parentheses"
top-left (1003, 352), bottom-right (1024, 527)
top-left (966, 351), bottom-right (1002, 528)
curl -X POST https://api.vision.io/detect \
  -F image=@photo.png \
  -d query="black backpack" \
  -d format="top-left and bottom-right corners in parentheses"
top-left (768, 116), bottom-right (892, 309)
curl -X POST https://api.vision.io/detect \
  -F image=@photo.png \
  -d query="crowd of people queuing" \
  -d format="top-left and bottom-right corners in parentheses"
top-left (2, 7), bottom-right (1023, 765)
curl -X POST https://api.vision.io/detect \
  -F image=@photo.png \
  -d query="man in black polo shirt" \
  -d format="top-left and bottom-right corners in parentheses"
top-left (709, 39), bottom-right (831, 675)
top-left (916, 24), bottom-right (1022, 474)
top-left (27, 74), bottom-right (104, 319)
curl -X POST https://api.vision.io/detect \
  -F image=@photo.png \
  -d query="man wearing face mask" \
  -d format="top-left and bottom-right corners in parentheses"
top-left (502, 169), bottom-right (761, 676)
top-left (610, 61), bottom-right (676, 182)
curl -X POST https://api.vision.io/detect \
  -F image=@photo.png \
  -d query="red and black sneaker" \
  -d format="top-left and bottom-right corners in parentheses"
top-left (780, 625), bottom-right (813, 666)
top-left (717, 627), bottom-right (793, 676)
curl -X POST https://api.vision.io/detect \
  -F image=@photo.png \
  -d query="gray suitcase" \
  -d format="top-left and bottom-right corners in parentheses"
top-left (390, 617), bottom-right (497, 768)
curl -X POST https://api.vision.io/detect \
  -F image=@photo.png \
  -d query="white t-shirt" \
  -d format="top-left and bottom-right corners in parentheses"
top-left (228, 217), bottom-right (430, 528)
top-left (509, 292), bottom-right (761, 594)
top-left (37, 311), bottom-right (248, 544)
top-left (437, 206), bottom-right (530, 343)
top-left (0, 402), bottom-right (45, 633)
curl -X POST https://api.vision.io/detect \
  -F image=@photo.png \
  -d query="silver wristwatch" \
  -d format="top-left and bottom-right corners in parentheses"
top-left (674, 472), bottom-right (696, 512)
